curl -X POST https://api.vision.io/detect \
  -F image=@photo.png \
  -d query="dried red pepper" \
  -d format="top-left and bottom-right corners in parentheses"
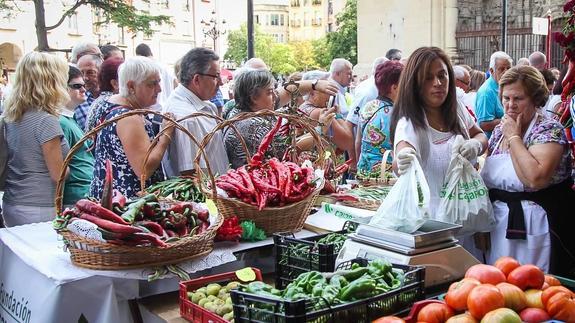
top-left (215, 216), bottom-right (243, 241)
top-left (250, 117), bottom-right (283, 167)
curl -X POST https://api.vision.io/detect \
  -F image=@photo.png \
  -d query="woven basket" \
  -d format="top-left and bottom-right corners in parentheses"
top-left (55, 109), bottom-right (223, 270)
top-left (339, 197), bottom-right (382, 211)
top-left (195, 109), bottom-right (326, 235)
top-left (357, 150), bottom-right (397, 187)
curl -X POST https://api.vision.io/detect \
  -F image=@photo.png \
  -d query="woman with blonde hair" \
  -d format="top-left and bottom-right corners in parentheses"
top-left (2, 52), bottom-right (70, 226)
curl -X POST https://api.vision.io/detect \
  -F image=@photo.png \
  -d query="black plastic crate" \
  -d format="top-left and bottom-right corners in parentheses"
top-left (274, 221), bottom-right (358, 289)
top-left (231, 259), bottom-right (425, 323)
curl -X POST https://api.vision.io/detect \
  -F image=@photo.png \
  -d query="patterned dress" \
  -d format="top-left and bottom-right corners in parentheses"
top-left (89, 102), bottom-right (164, 199)
top-left (357, 98), bottom-right (394, 173)
top-left (488, 113), bottom-right (572, 190)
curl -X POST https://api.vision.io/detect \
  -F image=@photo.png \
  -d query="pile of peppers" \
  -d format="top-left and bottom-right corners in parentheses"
top-left (216, 117), bottom-right (317, 210)
top-left (238, 259), bottom-right (405, 311)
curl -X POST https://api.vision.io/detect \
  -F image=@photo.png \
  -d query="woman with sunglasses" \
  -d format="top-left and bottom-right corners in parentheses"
top-left (89, 57), bottom-right (175, 199)
top-left (1, 52), bottom-right (70, 226)
top-left (59, 65), bottom-right (95, 208)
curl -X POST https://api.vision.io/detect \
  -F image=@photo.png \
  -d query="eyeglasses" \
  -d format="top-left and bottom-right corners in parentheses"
top-left (68, 83), bottom-right (86, 90)
top-left (198, 72), bottom-right (222, 81)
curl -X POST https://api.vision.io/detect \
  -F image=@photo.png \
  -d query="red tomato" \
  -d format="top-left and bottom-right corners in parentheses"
top-left (546, 291), bottom-right (575, 322)
top-left (507, 265), bottom-right (545, 290)
top-left (541, 285), bottom-right (574, 308)
top-left (372, 316), bottom-right (406, 323)
top-left (464, 264), bottom-right (506, 285)
top-left (544, 274), bottom-right (561, 287)
top-left (493, 256), bottom-right (521, 277)
top-left (416, 303), bottom-right (454, 323)
top-left (524, 289), bottom-right (544, 309)
top-left (445, 313), bottom-right (477, 323)
top-left (444, 278), bottom-right (480, 311)
top-left (495, 282), bottom-right (527, 312)
top-left (466, 284), bottom-right (505, 319)
top-left (480, 308), bottom-right (522, 323)
top-left (519, 308), bottom-right (551, 323)
top-left (542, 282), bottom-right (550, 290)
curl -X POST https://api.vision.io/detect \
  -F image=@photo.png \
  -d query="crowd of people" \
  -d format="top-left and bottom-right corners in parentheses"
top-left (0, 42), bottom-right (574, 277)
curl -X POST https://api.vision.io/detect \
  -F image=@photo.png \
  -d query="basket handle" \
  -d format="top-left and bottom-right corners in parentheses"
top-left (193, 109), bottom-right (327, 204)
top-left (379, 149), bottom-right (392, 179)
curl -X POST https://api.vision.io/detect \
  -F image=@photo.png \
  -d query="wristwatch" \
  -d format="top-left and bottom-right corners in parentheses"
top-left (311, 79), bottom-right (318, 91)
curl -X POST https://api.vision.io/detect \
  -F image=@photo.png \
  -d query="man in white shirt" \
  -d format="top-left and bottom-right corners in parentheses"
top-left (162, 48), bottom-right (229, 177)
top-left (329, 58), bottom-right (353, 117)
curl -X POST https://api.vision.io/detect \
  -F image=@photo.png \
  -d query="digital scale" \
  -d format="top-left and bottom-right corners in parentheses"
top-left (336, 220), bottom-right (480, 287)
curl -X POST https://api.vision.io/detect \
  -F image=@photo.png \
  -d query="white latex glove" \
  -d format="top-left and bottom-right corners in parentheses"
top-left (396, 147), bottom-right (416, 175)
top-left (458, 138), bottom-right (483, 161)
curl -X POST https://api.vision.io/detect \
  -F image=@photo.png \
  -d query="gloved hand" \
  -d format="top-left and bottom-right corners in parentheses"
top-left (396, 147), bottom-right (416, 175)
top-left (458, 138), bottom-right (483, 161)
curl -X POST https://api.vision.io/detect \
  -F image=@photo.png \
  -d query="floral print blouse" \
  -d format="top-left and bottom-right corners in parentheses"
top-left (357, 98), bottom-right (394, 172)
top-left (488, 113), bottom-right (572, 188)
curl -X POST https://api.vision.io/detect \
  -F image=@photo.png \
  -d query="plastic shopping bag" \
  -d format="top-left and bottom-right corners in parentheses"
top-left (436, 136), bottom-right (495, 234)
top-left (369, 157), bottom-right (430, 233)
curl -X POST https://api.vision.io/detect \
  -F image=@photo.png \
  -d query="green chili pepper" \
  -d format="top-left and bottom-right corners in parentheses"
top-left (339, 276), bottom-right (377, 301)
top-left (342, 267), bottom-right (369, 281)
top-left (329, 275), bottom-right (348, 288)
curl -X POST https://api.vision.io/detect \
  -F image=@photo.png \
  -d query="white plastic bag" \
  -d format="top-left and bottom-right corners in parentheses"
top-left (369, 157), bottom-right (430, 233)
top-left (436, 136), bottom-right (495, 234)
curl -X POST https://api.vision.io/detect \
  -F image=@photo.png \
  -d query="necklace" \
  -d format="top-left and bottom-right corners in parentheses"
top-left (428, 118), bottom-right (447, 132)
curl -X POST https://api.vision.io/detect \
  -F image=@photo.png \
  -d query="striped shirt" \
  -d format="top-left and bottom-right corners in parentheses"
top-left (3, 110), bottom-right (69, 206)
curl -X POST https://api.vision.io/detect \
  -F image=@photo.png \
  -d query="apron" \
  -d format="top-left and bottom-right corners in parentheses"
top-left (480, 115), bottom-right (551, 271)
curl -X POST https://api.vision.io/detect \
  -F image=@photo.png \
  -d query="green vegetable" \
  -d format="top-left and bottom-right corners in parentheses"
top-left (240, 220), bottom-right (267, 242)
top-left (339, 276), bottom-right (377, 301)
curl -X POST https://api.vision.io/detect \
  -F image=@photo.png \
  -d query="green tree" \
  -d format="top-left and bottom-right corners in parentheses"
top-left (288, 41), bottom-right (320, 71)
top-left (311, 37), bottom-right (332, 70)
top-left (326, 0), bottom-right (357, 65)
top-left (0, 0), bottom-right (170, 51)
top-left (224, 23), bottom-right (274, 66)
top-left (268, 42), bottom-right (296, 75)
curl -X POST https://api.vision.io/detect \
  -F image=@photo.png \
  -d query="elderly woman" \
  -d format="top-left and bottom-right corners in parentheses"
top-left (2, 52), bottom-right (70, 226)
top-left (60, 65), bottom-right (95, 207)
top-left (90, 57), bottom-right (175, 199)
top-left (85, 56), bottom-right (124, 132)
top-left (357, 61), bottom-right (404, 173)
top-left (481, 65), bottom-right (575, 276)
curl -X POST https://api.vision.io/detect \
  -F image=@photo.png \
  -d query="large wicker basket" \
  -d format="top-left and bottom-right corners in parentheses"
top-left (195, 109), bottom-right (326, 235)
top-left (357, 150), bottom-right (397, 187)
top-left (55, 109), bottom-right (223, 270)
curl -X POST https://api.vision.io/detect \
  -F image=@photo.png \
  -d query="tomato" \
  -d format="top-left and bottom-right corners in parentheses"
top-left (466, 284), bottom-right (505, 320)
top-left (546, 291), bottom-right (575, 322)
top-left (544, 274), bottom-right (561, 287)
top-left (524, 289), bottom-right (544, 309)
top-left (445, 278), bottom-right (481, 311)
top-left (541, 282), bottom-right (550, 290)
top-left (493, 256), bottom-right (521, 277)
top-left (372, 316), bottom-right (405, 323)
top-left (506, 265), bottom-right (545, 290)
top-left (519, 308), bottom-right (551, 323)
top-left (480, 308), bottom-right (522, 323)
top-left (445, 313), bottom-right (478, 323)
top-left (417, 303), bottom-right (454, 323)
top-left (541, 285), bottom-right (574, 307)
top-left (464, 264), bottom-right (506, 285)
top-left (495, 282), bottom-right (527, 312)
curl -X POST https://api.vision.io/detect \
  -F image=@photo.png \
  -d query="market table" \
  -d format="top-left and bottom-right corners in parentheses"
top-left (0, 222), bottom-right (317, 323)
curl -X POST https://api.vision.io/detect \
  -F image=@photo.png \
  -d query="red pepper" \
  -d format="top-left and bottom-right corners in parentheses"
top-left (250, 117), bottom-right (283, 167)
top-left (177, 225), bottom-right (189, 237)
top-left (563, 59), bottom-right (575, 88)
top-left (197, 209), bottom-right (209, 223)
top-left (100, 159), bottom-right (114, 210)
top-left (249, 167), bottom-right (282, 194)
top-left (112, 189), bottom-right (126, 208)
top-left (79, 213), bottom-right (142, 234)
top-left (215, 216), bottom-right (243, 241)
top-left (165, 229), bottom-right (177, 237)
top-left (76, 199), bottom-right (130, 225)
top-left (285, 186), bottom-right (313, 203)
top-left (268, 158), bottom-right (288, 196)
top-left (196, 221), bottom-right (210, 235)
top-left (135, 221), bottom-right (165, 236)
top-left (216, 181), bottom-right (242, 197)
top-left (130, 232), bottom-right (168, 247)
top-left (284, 162), bottom-right (303, 181)
top-left (237, 166), bottom-right (257, 203)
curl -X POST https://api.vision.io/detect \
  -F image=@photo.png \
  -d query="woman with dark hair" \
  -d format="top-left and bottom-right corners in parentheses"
top-left (391, 46), bottom-right (488, 215)
top-left (85, 56), bottom-right (124, 132)
top-left (60, 65), bottom-right (95, 207)
top-left (481, 65), bottom-right (574, 276)
top-left (357, 60), bottom-right (404, 173)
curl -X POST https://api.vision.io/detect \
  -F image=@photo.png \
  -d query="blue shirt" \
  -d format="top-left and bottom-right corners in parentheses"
top-left (475, 77), bottom-right (503, 138)
top-left (73, 91), bottom-right (95, 132)
top-left (209, 88), bottom-right (224, 108)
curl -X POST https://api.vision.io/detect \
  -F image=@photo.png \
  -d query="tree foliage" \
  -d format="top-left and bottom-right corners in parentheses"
top-left (326, 0), bottom-right (357, 65)
top-left (224, 24), bottom-right (274, 66)
top-left (289, 41), bottom-right (322, 71)
top-left (1, 0), bottom-right (170, 51)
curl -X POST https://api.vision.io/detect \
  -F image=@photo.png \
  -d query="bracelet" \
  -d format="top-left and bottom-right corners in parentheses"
top-left (507, 135), bottom-right (521, 144)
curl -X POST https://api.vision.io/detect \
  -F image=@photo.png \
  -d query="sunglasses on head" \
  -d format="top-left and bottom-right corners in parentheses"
top-left (68, 83), bottom-right (85, 90)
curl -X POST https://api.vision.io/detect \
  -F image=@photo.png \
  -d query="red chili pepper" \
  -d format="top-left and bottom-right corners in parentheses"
top-left (215, 216), bottom-right (243, 241)
top-left (100, 159), bottom-right (114, 210)
top-left (130, 232), bottom-right (168, 247)
top-left (165, 229), bottom-right (177, 238)
top-left (197, 209), bottom-right (209, 222)
top-left (177, 225), bottom-right (189, 237)
top-left (284, 162), bottom-right (303, 181)
top-left (285, 186), bottom-right (313, 203)
top-left (250, 167), bottom-right (282, 194)
top-left (79, 213), bottom-right (142, 234)
top-left (135, 221), bottom-right (165, 236)
top-left (112, 189), bottom-right (126, 208)
top-left (268, 158), bottom-right (288, 196)
top-left (237, 166), bottom-right (257, 203)
top-left (563, 59), bottom-right (575, 88)
top-left (321, 179), bottom-right (337, 194)
top-left (216, 181), bottom-right (242, 197)
top-left (76, 199), bottom-right (130, 225)
top-left (196, 221), bottom-right (210, 235)
top-left (250, 117), bottom-right (283, 167)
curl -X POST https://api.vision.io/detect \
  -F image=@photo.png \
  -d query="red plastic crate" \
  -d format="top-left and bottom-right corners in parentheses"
top-left (179, 268), bottom-right (263, 323)
top-left (402, 300), bottom-right (446, 323)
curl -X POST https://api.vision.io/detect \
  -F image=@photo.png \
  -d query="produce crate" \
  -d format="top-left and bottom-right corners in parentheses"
top-left (179, 268), bottom-right (263, 323)
top-left (231, 259), bottom-right (425, 323)
top-left (274, 221), bottom-right (359, 289)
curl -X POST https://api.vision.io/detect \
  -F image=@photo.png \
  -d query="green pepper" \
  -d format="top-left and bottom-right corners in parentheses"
top-left (329, 275), bottom-right (348, 288)
top-left (292, 271), bottom-right (326, 293)
top-left (312, 283), bottom-right (326, 297)
top-left (367, 258), bottom-right (392, 277)
top-left (339, 276), bottom-right (377, 301)
top-left (283, 286), bottom-right (305, 300)
top-left (341, 267), bottom-right (369, 281)
top-left (320, 285), bottom-right (340, 304)
top-left (244, 281), bottom-right (280, 298)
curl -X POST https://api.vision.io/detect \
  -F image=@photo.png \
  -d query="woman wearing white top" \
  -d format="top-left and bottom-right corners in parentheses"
top-left (390, 47), bottom-right (488, 256)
